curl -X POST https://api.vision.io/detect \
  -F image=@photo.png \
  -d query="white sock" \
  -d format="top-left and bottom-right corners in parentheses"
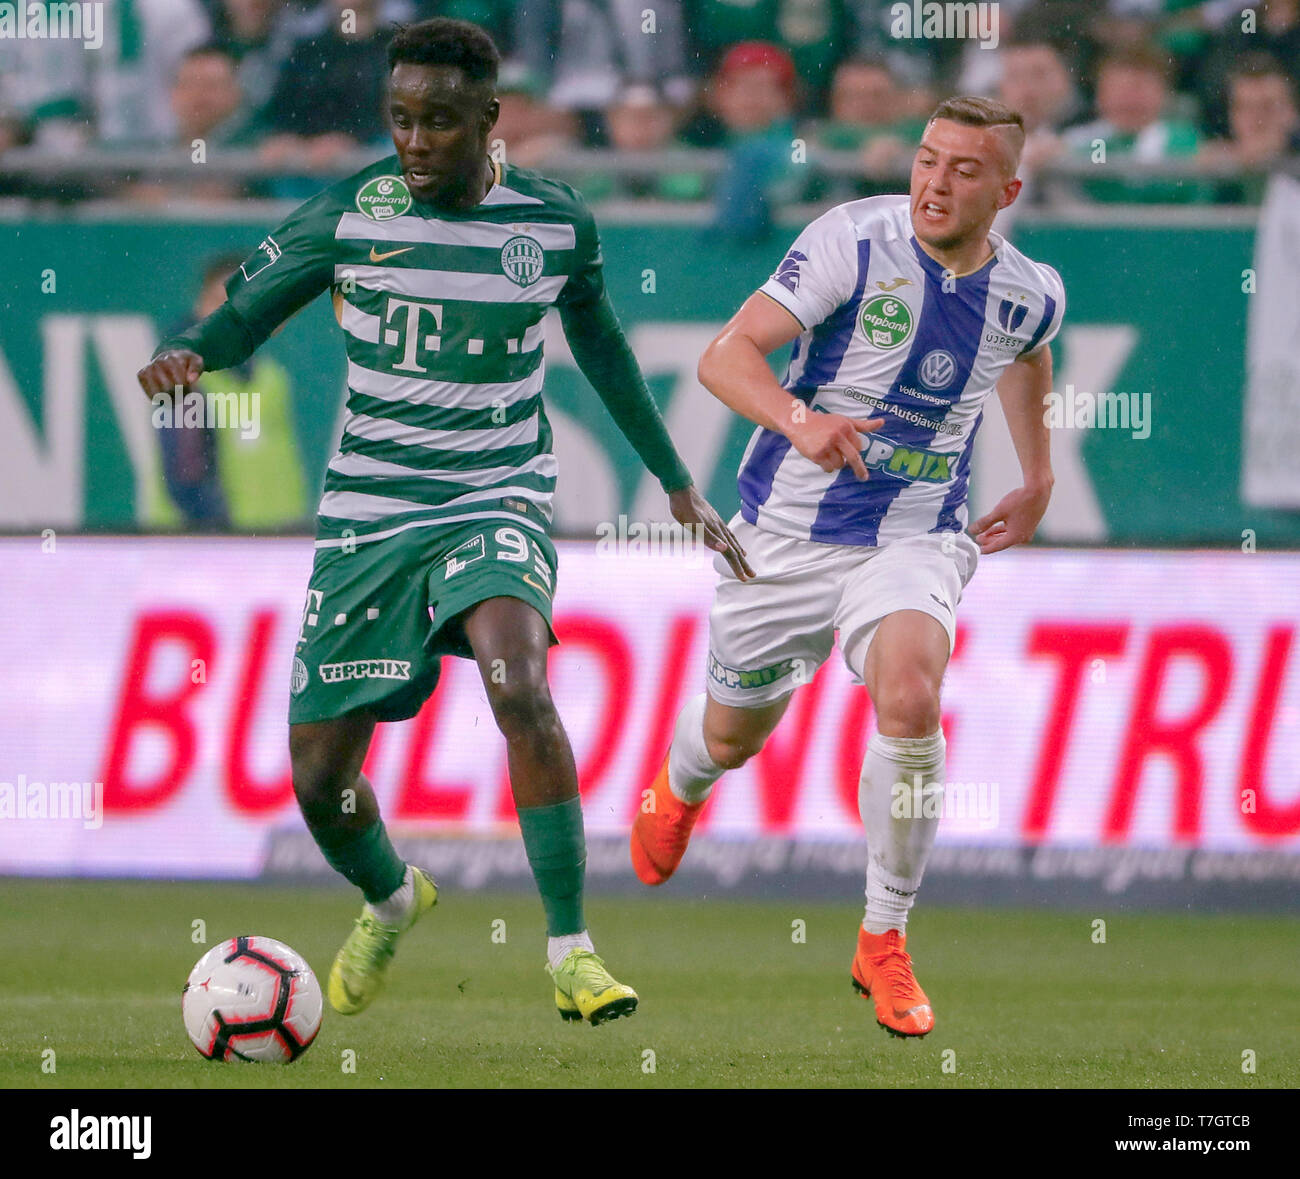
top-left (859, 728), bottom-right (946, 934)
top-left (667, 693), bottom-right (724, 804)
top-left (547, 930), bottom-right (594, 971)
top-left (367, 864), bottom-right (414, 926)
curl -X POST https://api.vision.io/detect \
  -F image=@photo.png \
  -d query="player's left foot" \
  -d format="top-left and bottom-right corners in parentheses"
top-left (850, 926), bottom-right (934, 1038)
top-left (630, 753), bottom-right (707, 885)
top-left (549, 949), bottom-right (638, 1026)
top-left (328, 867), bottom-right (438, 1015)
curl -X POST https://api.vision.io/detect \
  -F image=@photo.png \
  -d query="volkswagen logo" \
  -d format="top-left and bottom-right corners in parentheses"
top-left (918, 349), bottom-right (957, 390)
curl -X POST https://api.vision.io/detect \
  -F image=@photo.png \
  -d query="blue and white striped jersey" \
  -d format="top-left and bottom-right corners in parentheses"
top-left (739, 195), bottom-right (1065, 546)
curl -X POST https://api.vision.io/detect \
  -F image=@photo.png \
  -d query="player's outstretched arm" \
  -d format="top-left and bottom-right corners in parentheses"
top-left (136, 198), bottom-right (335, 402)
top-left (559, 291), bottom-right (754, 580)
top-left (699, 292), bottom-right (884, 481)
top-left (971, 344), bottom-right (1055, 554)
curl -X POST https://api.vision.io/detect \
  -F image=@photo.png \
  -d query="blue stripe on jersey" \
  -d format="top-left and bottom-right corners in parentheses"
top-left (797, 238), bottom-right (871, 387)
top-left (738, 239), bottom-right (870, 519)
top-left (934, 409), bottom-right (982, 533)
top-left (809, 242), bottom-right (991, 545)
top-left (1020, 293), bottom-right (1057, 355)
top-left (737, 389), bottom-right (816, 520)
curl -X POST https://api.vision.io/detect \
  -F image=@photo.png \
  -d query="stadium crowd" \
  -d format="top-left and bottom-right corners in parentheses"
top-left (0, 0), bottom-right (1296, 218)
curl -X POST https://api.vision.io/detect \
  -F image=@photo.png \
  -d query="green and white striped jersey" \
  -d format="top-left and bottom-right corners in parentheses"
top-left (186, 156), bottom-right (616, 548)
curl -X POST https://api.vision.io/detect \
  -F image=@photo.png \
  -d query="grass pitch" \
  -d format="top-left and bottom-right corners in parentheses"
top-left (1, 879), bottom-right (1296, 1089)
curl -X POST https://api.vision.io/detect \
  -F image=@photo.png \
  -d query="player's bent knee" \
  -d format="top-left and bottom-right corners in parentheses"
top-left (703, 727), bottom-right (767, 770)
top-left (874, 678), bottom-right (941, 737)
top-left (485, 674), bottom-right (559, 740)
top-left (289, 727), bottom-right (360, 819)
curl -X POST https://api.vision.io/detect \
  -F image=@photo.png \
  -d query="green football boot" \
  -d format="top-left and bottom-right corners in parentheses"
top-left (328, 867), bottom-right (438, 1015)
top-left (549, 949), bottom-right (638, 1025)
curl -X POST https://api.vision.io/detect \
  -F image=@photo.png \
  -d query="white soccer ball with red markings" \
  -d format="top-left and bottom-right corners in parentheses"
top-left (182, 936), bottom-right (322, 1063)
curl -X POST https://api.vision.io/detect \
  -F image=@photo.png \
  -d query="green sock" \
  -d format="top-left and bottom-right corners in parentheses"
top-left (313, 819), bottom-right (406, 904)
top-left (517, 796), bottom-right (587, 936)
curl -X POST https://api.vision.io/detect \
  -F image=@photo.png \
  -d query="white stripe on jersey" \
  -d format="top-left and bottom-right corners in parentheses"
top-left (346, 358), bottom-right (544, 410)
top-left (314, 507), bottom-right (548, 549)
top-left (334, 211), bottom-right (576, 251)
top-left (327, 450), bottom-right (558, 486)
top-left (342, 409), bottom-right (540, 452)
top-left (319, 483), bottom-right (554, 523)
top-left (337, 264), bottom-right (568, 304)
top-left (340, 298), bottom-right (380, 343)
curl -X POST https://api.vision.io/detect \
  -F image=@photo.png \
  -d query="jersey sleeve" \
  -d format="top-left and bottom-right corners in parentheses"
top-left (757, 206), bottom-right (859, 330)
top-left (555, 198), bottom-right (604, 309)
top-left (221, 196), bottom-right (337, 345)
top-left (155, 194), bottom-right (336, 371)
top-left (1020, 264), bottom-right (1067, 357)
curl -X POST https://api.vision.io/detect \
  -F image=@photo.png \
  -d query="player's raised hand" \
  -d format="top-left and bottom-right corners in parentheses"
top-left (787, 412), bottom-right (884, 480)
top-left (970, 482), bottom-right (1052, 553)
top-left (668, 485), bottom-right (756, 581)
top-left (137, 349), bottom-right (205, 399)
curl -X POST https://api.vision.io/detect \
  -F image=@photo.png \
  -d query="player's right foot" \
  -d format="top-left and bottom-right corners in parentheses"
top-left (328, 867), bottom-right (437, 1015)
top-left (630, 753), bottom-right (707, 885)
top-left (850, 926), bottom-right (934, 1038)
top-left (549, 949), bottom-right (638, 1025)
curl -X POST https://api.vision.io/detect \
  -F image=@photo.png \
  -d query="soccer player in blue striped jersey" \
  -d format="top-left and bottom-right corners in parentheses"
top-left (631, 96), bottom-right (1065, 1038)
top-left (138, 18), bottom-right (751, 1026)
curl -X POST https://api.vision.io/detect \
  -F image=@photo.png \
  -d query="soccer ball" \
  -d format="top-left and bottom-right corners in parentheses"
top-left (182, 935), bottom-right (322, 1063)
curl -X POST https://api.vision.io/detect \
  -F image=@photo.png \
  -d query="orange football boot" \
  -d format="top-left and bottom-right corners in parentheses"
top-left (630, 754), bottom-right (707, 885)
top-left (850, 926), bottom-right (935, 1038)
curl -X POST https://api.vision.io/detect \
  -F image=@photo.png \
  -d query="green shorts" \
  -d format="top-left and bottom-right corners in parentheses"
top-left (288, 520), bottom-right (558, 724)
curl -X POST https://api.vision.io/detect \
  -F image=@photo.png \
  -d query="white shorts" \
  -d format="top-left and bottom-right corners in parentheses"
top-left (706, 517), bottom-right (980, 708)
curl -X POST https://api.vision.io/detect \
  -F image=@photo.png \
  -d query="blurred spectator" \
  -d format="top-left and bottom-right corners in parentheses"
top-left (578, 83), bottom-right (707, 201)
top-left (996, 38), bottom-right (1079, 205)
top-left (96, 0), bottom-right (213, 147)
top-left (950, 0), bottom-right (1046, 97)
top-left (0, 35), bottom-right (84, 154)
top-left (491, 65), bottom-right (580, 169)
top-left (205, 0), bottom-right (305, 115)
top-left (511, 0), bottom-right (691, 113)
top-left (999, 38), bottom-right (1078, 141)
top-left (1196, 0), bottom-right (1300, 137)
top-left (984, 38), bottom-right (1078, 233)
top-left (149, 253), bottom-right (309, 532)
top-left (123, 45), bottom-right (259, 204)
top-left (258, 0), bottom-right (400, 174)
top-left (815, 58), bottom-right (925, 194)
top-left (1200, 54), bottom-right (1300, 203)
top-left (844, 0), bottom-right (956, 97)
top-left (688, 0), bottom-right (848, 107)
top-left (1061, 45), bottom-right (1209, 202)
top-left (173, 45), bottom-right (259, 149)
top-left (0, 0), bottom-right (210, 153)
top-left (709, 41), bottom-right (807, 242)
top-left (150, 254), bottom-right (235, 530)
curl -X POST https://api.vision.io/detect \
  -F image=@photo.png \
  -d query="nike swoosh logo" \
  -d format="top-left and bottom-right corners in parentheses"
top-left (929, 593), bottom-right (952, 614)
top-left (369, 245), bottom-right (415, 262)
top-left (522, 572), bottom-right (551, 597)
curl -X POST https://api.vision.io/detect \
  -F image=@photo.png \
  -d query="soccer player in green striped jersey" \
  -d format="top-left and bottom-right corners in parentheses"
top-left (138, 17), bottom-right (752, 1026)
